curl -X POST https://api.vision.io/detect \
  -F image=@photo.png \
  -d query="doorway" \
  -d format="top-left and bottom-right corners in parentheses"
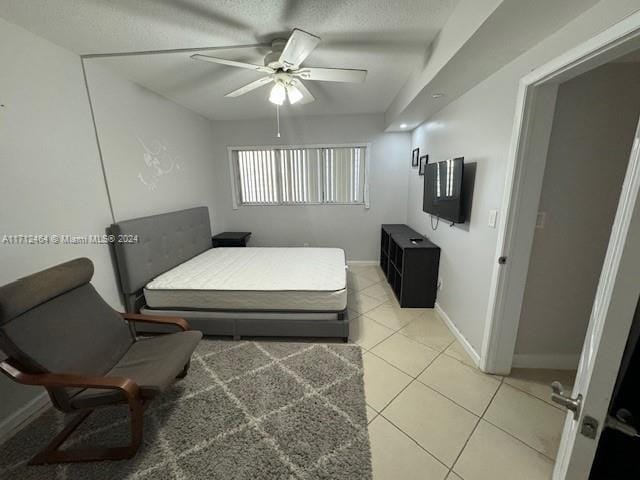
top-left (512, 60), bottom-right (640, 373)
top-left (481, 11), bottom-right (640, 479)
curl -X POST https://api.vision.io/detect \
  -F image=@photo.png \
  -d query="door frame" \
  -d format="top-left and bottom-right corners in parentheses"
top-left (481, 10), bottom-right (640, 375)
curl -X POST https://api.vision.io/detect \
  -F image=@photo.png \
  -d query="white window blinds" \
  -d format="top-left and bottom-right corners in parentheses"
top-left (323, 147), bottom-right (365, 204)
top-left (280, 148), bottom-right (322, 204)
top-left (237, 150), bottom-right (279, 204)
top-left (231, 145), bottom-right (368, 207)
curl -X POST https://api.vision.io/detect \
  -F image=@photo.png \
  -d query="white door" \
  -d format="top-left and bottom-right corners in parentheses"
top-left (553, 119), bottom-right (640, 479)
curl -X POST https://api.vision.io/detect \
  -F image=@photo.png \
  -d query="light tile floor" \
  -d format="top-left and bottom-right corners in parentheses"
top-left (347, 265), bottom-right (576, 480)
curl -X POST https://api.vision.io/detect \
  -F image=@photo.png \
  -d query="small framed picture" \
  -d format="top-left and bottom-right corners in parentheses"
top-left (419, 155), bottom-right (428, 175)
top-left (412, 148), bottom-right (420, 168)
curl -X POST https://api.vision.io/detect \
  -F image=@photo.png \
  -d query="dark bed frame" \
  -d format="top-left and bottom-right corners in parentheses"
top-left (109, 207), bottom-right (349, 341)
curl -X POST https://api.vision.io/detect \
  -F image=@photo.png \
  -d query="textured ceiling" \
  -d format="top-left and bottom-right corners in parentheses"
top-left (0, 0), bottom-right (460, 120)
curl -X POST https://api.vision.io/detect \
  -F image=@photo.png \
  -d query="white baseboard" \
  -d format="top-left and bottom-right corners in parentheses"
top-left (434, 302), bottom-right (481, 367)
top-left (346, 260), bottom-right (379, 266)
top-left (512, 354), bottom-right (580, 370)
top-left (0, 392), bottom-right (50, 444)
top-left (434, 303), bottom-right (579, 372)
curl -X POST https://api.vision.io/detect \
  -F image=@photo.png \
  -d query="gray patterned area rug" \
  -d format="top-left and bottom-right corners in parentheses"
top-left (0, 340), bottom-right (372, 480)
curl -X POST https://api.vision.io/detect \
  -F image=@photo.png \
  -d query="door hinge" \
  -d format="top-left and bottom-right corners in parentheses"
top-left (498, 256), bottom-right (507, 265)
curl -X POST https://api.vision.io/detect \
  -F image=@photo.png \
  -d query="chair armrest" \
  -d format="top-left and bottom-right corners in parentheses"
top-left (121, 313), bottom-right (190, 331)
top-left (0, 359), bottom-right (140, 401)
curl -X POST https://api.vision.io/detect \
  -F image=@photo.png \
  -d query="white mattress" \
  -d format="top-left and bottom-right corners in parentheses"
top-left (144, 247), bottom-right (347, 312)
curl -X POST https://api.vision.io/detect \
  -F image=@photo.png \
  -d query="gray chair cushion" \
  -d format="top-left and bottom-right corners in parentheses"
top-left (70, 330), bottom-right (203, 409)
top-left (0, 258), bottom-right (93, 324)
top-left (1, 285), bottom-right (133, 376)
top-left (0, 258), bottom-right (134, 411)
top-left (0, 257), bottom-right (203, 413)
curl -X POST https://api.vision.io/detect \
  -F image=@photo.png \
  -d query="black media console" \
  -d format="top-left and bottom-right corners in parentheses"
top-left (380, 224), bottom-right (441, 308)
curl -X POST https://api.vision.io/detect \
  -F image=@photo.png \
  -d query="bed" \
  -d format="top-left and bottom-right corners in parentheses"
top-left (109, 207), bottom-right (349, 340)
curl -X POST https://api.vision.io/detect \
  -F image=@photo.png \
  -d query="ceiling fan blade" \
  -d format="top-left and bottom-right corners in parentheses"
top-left (191, 54), bottom-right (274, 74)
top-left (291, 79), bottom-right (315, 104)
top-left (225, 76), bottom-right (273, 97)
top-left (279, 29), bottom-right (320, 70)
top-left (294, 67), bottom-right (367, 83)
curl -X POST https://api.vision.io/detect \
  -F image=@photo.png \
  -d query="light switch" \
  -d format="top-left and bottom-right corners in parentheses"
top-left (488, 209), bottom-right (498, 228)
top-left (536, 212), bottom-right (546, 229)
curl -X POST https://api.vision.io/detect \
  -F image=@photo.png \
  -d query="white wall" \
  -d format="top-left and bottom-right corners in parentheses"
top-left (0, 19), bottom-right (120, 427)
top-left (210, 114), bottom-right (410, 261)
top-left (407, 0), bottom-right (640, 354)
top-left (83, 61), bottom-right (222, 227)
top-left (514, 63), bottom-right (640, 362)
top-left (0, 23), bottom-right (221, 433)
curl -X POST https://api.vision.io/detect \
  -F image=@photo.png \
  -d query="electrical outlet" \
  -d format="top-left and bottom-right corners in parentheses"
top-left (536, 212), bottom-right (546, 229)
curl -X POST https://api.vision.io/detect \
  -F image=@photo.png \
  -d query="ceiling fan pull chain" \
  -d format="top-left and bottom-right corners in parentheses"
top-left (276, 104), bottom-right (281, 138)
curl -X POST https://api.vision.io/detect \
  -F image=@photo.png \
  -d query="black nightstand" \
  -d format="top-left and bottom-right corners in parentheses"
top-left (212, 232), bottom-right (251, 247)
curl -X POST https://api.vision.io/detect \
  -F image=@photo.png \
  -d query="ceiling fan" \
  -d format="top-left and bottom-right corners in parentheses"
top-left (191, 29), bottom-right (367, 106)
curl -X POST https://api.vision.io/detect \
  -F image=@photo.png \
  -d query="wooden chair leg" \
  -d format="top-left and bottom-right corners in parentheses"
top-left (29, 410), bottom-right (93, 464)
top-left (29, 399), bottom-right (146, 465)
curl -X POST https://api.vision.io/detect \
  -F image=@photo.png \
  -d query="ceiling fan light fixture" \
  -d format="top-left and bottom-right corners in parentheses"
top-left (192, 29), bottom-right (367, 108)
top-left (286, 84), bottom-right (303, 104)
top-left (269, 82), bottom-right (286, 105)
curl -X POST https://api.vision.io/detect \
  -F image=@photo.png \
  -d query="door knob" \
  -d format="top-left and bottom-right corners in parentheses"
top-left (606, 409), bottom-right (640, 438)
top-left (551, 381), bottom-right (582, 419)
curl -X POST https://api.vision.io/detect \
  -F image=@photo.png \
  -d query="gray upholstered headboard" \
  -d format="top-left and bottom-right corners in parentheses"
top-left (109, 207), bottom-right (212, 312)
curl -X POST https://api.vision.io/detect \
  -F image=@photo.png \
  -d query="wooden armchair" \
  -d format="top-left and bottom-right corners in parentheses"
top-left (0, 258), bottom-right (202, 464)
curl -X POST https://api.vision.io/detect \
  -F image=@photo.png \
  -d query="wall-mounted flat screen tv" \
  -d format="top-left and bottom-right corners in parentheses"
top-left (423, 157), bottom-right (465, 223)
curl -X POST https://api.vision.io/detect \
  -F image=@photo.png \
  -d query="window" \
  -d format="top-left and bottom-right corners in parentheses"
top-left (230, 145), bottom-right (369, 208)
